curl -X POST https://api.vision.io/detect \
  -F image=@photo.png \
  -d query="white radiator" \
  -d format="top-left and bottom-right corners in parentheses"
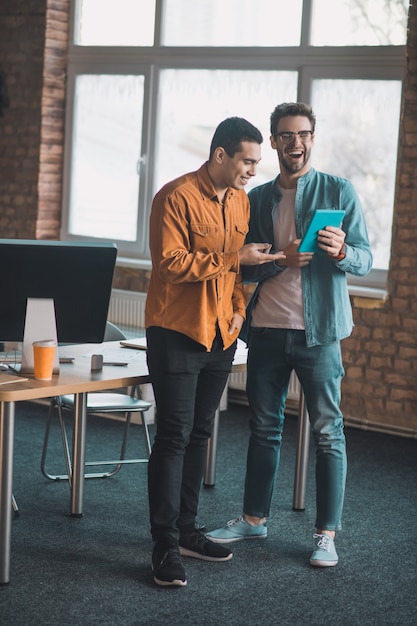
top-left (108, 289), bottom-right (301, 410)
top-left (108, 289), bottom-right (147, 337)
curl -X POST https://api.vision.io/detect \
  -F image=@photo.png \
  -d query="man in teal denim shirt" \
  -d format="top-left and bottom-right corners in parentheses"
top-left (207, 102), bottom-right (372, 567)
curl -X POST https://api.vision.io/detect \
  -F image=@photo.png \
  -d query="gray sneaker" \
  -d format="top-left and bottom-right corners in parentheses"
top-left (310, 533), bottom-right (339, 567)
top-left (206, 516), bottom-right (267, 544)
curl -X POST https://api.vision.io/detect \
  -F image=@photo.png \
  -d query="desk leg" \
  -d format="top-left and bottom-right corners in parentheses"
top-left (204, 391), bottom-right (310, 504)
top-left (0, 401), bottom-right (15, 585)
top-left (293, 389), bottom-right (310, 511)
top-left (204, 406), bottom-right (220, 487)
top-left (70, 392), bottom-right (87, 516)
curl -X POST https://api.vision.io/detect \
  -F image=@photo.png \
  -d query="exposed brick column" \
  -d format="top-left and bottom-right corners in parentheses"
top-left (36, 0), bottom-right (69, 239)
top-left (0, 1), bottom-right (47, 238)
top-left (341, 1), bottom-right (417, 433)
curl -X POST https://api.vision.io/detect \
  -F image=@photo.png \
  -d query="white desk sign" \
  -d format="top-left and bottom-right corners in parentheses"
top-left (20, 298), bottom-right (59, 374)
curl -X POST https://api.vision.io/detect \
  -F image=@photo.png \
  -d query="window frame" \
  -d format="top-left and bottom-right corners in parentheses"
top-left (61, 1), bottom-right (407, 290)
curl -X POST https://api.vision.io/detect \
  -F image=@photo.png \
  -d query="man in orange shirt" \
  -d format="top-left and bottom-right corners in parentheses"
top-left (145, 117), bottom-right (285, 587)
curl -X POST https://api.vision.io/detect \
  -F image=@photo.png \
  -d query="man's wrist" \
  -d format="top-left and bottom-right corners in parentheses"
top-left (332, 244), bottom-right (346, 261)
top-left (228, 250), bottom-right (240, 272)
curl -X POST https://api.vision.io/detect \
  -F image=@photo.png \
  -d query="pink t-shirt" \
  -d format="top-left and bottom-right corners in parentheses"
top-left (251, 185), bottom-right (305, 330)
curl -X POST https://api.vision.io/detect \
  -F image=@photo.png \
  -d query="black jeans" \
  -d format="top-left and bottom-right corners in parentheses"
top-left (146, 326), bottom-right (236, 546)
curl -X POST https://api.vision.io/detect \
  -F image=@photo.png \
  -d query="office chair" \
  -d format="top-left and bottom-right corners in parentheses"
top-left (40, 322), bottom-right (153, 484)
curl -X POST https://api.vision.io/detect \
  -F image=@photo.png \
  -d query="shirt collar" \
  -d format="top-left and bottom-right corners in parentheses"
top-left (275, 167), bottom-right (315, 192)
top-left (197, 162), bottom-right (235, 202)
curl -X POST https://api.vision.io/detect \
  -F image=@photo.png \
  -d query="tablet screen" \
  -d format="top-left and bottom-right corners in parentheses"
top-left (298, 209), bottom-right (345, 253)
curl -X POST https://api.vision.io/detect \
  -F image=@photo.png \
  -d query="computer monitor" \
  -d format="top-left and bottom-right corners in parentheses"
top-left (0, 239), bottom-right (117, 345)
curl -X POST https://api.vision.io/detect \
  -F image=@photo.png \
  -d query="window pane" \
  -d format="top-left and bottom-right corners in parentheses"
top-left (155, 69), bottom-right (298, 193)
top-left (76, 0), bottom-right (156, 46)
top-left (311, 0), bottom-right (408, 46)
top-left (162, 0), bottom-right (302, 46)
top-left (69, 75), bottom-right (144, 241)
top-left (311, 79), bottom-right (402, 270)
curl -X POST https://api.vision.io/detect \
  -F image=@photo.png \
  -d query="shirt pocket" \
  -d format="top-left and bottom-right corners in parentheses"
top-left (231, 222), bottom-right (249, 247)
top-left (235, 223), bottom-right (249, 236)
top-left (189, 222), bottom-right (220, 251)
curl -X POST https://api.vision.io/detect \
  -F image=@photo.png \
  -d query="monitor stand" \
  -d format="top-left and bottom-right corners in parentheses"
top-left (20, 298), bottom-right (60, 374)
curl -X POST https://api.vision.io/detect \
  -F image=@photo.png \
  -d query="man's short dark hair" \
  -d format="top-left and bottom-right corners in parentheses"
top-left (270, 102), bottom-right (316, 136)
top-left (209, 117), bottom-right (263, 160)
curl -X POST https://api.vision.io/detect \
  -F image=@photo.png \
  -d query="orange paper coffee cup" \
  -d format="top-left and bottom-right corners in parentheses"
top-left (33, 339), bottom-right (56, 380)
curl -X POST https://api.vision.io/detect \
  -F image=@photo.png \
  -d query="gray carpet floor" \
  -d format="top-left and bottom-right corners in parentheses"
top-left (1, 400), bottom-right (416, 625)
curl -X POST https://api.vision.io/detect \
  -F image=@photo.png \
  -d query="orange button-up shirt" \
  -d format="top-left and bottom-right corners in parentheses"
top-left (145, 163), bottom-right (249, 351)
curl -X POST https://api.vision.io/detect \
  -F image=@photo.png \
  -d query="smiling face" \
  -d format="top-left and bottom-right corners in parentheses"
top-left (209, 140), bottom-right (262, 200)
top-left (270, 115), bottom-right (314, 186)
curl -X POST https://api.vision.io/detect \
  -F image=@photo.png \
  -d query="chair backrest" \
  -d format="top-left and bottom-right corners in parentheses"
top-left (104, 321), bottom-right (127, 341)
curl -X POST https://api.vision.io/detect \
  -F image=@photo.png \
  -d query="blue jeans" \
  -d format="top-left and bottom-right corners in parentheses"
top-left (146, 326), bottom-right (235, 545)
top-left (244, 328), bottom-right (346, 531)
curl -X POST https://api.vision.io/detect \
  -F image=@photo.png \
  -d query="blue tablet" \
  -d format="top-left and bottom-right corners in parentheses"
top-left (298, 209), bottom-right (345, 253)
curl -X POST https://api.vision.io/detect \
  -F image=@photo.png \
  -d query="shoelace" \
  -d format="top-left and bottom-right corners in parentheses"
top-left (226, 516), bottom-right (245, 528)
top-left (191, 529), bottom-right (208, 546)
top-left (313, 533), bottom-right (332, 552)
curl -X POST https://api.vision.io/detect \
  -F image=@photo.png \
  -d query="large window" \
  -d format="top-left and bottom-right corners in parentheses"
top-left (62, 0), bottom-right (409, 288)
top-left (69, 74), bottom-right (144, 241)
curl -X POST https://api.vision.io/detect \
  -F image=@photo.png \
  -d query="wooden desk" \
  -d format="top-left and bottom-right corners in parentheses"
top-left (0, 341), bottom-right (150, 585)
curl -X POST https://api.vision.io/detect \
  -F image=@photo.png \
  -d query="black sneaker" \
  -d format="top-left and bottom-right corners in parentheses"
top-left (152, 545), bottom-right (187, 587)
top-left (179, 528), bottom-right (233, 562)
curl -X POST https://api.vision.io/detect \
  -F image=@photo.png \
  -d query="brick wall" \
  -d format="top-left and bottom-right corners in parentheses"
top-left (0, 1), bottom-right (47, 238)
top-left (0, 1), bottom-right (416, 435)
top-left (37, 1), bottom-right (68, 239)
top-left (341, 3), bottom-right (417, 435)
top-left (0, 0), bottom-right (67, 239)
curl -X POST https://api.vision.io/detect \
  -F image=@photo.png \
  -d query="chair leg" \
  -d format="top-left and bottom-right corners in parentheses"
top-left (40, 397), bottom-right (73, 484)
top-left (141, 411), bottom-right (152, 457)
top-left (41, 397), bottom-right (152, 484)
top-left (132, 384), bottom-right (152, 457)
top-left (12, 494), bottom-right (19, 518)
top-left (42, 397), bottom-right (120, 481)
top-left (83, 409), bottom-right (151, 475)
top-left (83, 412), bottom-right (133, 478)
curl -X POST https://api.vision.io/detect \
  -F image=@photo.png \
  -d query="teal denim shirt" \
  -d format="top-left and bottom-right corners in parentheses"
top-left (241, 168), bottom-right (373, 347)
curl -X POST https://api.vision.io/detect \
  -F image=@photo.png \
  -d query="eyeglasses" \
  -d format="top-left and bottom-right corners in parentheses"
top-left (273, 130), bottom-right (314, 144)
